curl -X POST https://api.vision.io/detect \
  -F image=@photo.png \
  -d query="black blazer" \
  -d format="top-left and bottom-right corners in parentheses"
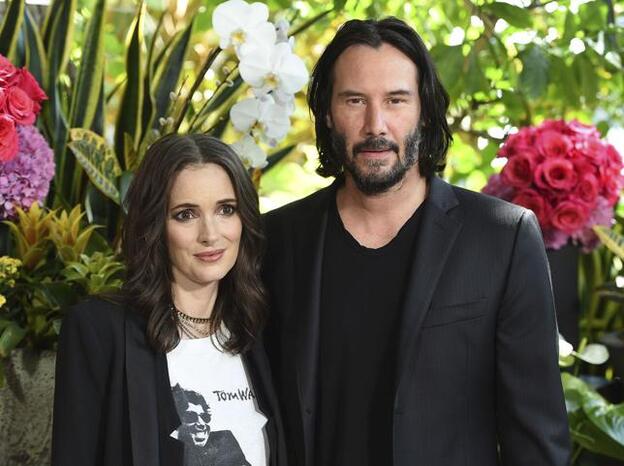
top-left (263, 176), bottom-right (571, 466)
top-left (51, 298), bottom-right (287, 466)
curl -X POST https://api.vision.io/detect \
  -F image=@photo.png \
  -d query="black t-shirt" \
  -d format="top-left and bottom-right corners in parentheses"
top-left (316, 196), bottom-right (425, 466)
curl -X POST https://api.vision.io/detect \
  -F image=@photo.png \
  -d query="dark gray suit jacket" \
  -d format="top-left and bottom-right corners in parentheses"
top-left (51, 298), bottom-right (287, 466)
top-left (263, 176), bottom-right (570, 466)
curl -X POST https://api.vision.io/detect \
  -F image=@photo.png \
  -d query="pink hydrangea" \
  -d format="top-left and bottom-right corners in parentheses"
top-left (0, 125), bottom-right (55, 219)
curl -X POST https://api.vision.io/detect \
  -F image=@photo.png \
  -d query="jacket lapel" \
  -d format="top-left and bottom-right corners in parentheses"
top-left (395, 177), bottom-right (463, 391)
top-left (125, 310), bottom-right (183, 466)
top-left (294, 186), bottom-right (333, 464)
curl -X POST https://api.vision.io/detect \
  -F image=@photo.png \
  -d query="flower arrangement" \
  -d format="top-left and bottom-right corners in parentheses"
top-left (482, 119), bottom-right (624, 251)
top-left (0, 54), bottom-right (53, 220)
top-left (212, 0), bottom-right (309, 168)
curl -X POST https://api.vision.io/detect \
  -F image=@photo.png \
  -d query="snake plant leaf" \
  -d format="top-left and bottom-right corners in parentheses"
top-left (44, 0), bottom-right (76, 85)
top-left (150, 20), bottom-right (194, 130)
top-left (263, 144), bottom-right (296, 173)
top-left (0, 0), bottom-right (25, 59)
top-left (594, 226), bottom-right (624, 260)
top-left (115, 2), bottom-right (146, 170)
top-left (69, 0), bottom-right (106, 129)
top-left (192, 74), bottom-right (243, 130)
top-left (23, 8), bottom-right (48, 86)
top-left (68, 128), bottom-right (122, 204)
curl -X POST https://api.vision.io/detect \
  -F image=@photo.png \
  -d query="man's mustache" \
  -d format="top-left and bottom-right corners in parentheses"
top-left (353, 137), bottom-right (399, 155)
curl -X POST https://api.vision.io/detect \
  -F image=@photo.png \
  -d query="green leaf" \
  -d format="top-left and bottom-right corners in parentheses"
top-left (430, 45), bottom-right (464, 98)
top-left (562, 10), bottom-right (577, 44)
top-left (44, 0), bottom-right (76, 84)
top-left (482, 2), bottom-right (532, 29)
top-left (519, 45), bottom-right (549, 99)
top-left (115, 2), bottom-right (146, 171)
top-left (574, 53), bottom-right (598, 106)
top-left (151, 20), bottom-right (194, 128)
top-left (0, 0), bottom-right (25, 58)
top-left (263, 145), bottom-right (296, 173)
top-left (23, 8), bottom-right (48, 86)
top-left (68, 128), bottom-right (122, 204)
top-left (465, 47), bottom-right (489, 94)
top-left (38, 282), bottom-right (76, 310)
top-left (550, 56), bottom-right (579, 106)
top-left (69, 0), bottom-right (107, 129)
top-left (579, 1), bottom-right (607, 31)
top-left (0, 323), bottom-right (27, 357)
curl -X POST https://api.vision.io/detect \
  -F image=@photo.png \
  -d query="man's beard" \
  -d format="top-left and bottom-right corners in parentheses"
top-left (330, 127), bottom-right (421, 195)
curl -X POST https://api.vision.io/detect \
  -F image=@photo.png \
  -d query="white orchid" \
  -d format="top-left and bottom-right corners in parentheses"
top-left (231, 134), bottom-right (268, 169)
top-left (274, 18), bottom-right (295, 49)
top-left (239, 42), bottom-right (308, 96)
top-left (212, 0), bottom-right (276, 57)
top-left (230, 96), bottom-right (291, 142)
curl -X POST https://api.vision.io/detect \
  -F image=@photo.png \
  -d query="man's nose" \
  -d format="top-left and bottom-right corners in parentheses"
top-left (364, 102), bottom-right (387, 137)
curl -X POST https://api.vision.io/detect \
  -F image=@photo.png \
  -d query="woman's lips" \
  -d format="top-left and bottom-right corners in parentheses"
top-left (194, 250), bottom-right (225, 262)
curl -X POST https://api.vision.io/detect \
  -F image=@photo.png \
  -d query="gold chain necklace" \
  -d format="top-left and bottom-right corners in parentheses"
top-left (170, 304), bottom-right (213, 339)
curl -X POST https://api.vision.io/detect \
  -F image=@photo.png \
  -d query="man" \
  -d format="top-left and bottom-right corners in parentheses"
top-left (171, 384), bottom-right (250, 466)
top-left (263, 17), bottom-right (570, 466)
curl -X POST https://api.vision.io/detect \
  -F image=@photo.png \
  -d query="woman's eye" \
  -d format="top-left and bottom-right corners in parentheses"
top-left (173, 209), bottom-right (196, 221)
top-left (219, 204), bottom-right (237, 216)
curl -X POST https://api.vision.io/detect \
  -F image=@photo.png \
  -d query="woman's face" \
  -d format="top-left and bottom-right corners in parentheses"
top-left (166, 163), bottom-right (242, 291)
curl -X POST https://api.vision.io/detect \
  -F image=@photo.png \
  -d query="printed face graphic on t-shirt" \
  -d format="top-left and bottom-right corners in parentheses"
top-left (180, 402), bottom-right (211, 447)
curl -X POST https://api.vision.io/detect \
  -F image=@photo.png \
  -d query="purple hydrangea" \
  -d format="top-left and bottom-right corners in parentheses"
top-left (0, 124), bottom-right (54, 219)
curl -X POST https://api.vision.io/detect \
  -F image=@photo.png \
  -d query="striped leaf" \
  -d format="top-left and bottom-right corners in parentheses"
top-left (69, 0), bottom-right (107, 129)
top-left (0, 0), bottom-right (25, 58)
top-left (151, 20), bottom-right (194, 129)
top-left (594, 226), bottom-right (624, 260)
top-left (68, 128), bottom-right (122, 204)
top-left (115, 2), bottom-right (146, 170)
top-left (23, 8), bottom-right (48, 86)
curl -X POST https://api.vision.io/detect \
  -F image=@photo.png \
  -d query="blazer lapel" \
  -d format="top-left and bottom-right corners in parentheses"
top-left (395, 177), bottom-right (463, 391)
top-left (294, 186), bottom-right (333, 464)
top-left (125, 311), bottom-right (183, 466)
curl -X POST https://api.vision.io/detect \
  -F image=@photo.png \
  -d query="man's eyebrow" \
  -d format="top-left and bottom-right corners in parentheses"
top-left (336, 89), bottom-right (415, 98)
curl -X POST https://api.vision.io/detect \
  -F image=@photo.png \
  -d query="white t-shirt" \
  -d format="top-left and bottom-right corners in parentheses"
top-left (167, 336), bottom-right (268, 466)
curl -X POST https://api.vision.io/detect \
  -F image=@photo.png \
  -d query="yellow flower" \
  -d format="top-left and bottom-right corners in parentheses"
top-left (0, 295), bottom-right (5, 309)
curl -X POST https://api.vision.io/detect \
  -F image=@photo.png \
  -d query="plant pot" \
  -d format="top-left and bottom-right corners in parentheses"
top-left (547, 244), bottom-right (580, 348)
top-left (0, 349), bottom-right (55, 466)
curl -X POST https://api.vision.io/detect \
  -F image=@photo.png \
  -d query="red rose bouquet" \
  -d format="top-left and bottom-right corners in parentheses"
top-left (482, 119), bottom-right (624, 251)
top-left (0, 54), bottom-right (53, 219)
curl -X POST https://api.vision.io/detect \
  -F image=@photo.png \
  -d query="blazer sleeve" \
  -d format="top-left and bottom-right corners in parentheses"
top-left (495, 210), bottom-right (571, 465)
top-left (51, 304), bottom-right (110, 465)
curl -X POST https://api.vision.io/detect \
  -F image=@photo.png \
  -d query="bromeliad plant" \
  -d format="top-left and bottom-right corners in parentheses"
top-left (0, 203), bottom-right (123, 384)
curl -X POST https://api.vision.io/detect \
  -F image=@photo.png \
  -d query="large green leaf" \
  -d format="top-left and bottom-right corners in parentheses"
top-left (519, 45), bottom-right (549, 99)
top-left (0, 323), bottom-right (27, 358)
top-left (44, 0), bottom-right (76, 85)
top-left (574, 52), bottom-right (598, 106)
top-left (115, 2), bottom-right (146, 171)
top-left (579, 0), bottom-right (607, 31)
top-left (0, 0), bottom-right (25, 58)
top-left (430, 44), bottom-right (464, 99)
top-left (151, 20), bottom-right (194, 129)
top-left (23, 8), bottom-right (48, 86)
top-left (68, 128), bottom-right (122, 204)
top-left (482, 2), bottom-right (532, 29)
top-left (550, 56), bottom-right (579, 106)
top-left (69, 0), bottom-right (107, 129)
top-left (465, 47), bottom-right (489, 94)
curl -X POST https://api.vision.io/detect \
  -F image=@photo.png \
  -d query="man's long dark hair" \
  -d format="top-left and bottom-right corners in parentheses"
top-left (121, 134), bottom-right (266, 354)
top-left (308, 17), bottom-right (452, 178)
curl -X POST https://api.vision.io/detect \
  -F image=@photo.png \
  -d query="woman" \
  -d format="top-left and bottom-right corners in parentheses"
top-left (51, 134), bottom-right (286, 466)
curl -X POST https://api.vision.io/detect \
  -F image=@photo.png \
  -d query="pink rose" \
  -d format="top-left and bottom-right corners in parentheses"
top-left (537, 129), bottom-right (573, 158)
top-left (551, 200), bottom-right (590, 234)
top-left (498, 128), bottom-right (536, 159)
top-left (534, 158), bottom-right (577, 191)
top-left (0, 88), bottom-right (6, 112)
top-left (501, 154), bottom-right (534, 188)
top-left (0, 55), bottom-right (18, 88)
top-left (512, 189), bottom-right (550, 228)
top-left (540, 119), bottom-right (568, 133)
top-left (0, 115), bottom-right (19, 162)
top-left (4, 87), bottom-right (35, 125)
top-left (482, 173), bottom-right (516, 201)
top-left (15, 69), bottom-right (47, 113)
top-left (575, 174), bottom-right (599, 205)
top-left (606, 144), bottom-right (623, 171)
top-left (567, 119), bottom-right (601, 139)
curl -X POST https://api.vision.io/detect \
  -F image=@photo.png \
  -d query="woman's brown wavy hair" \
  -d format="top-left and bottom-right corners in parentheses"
top-left (121, 134), bottom-right (266, 354)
